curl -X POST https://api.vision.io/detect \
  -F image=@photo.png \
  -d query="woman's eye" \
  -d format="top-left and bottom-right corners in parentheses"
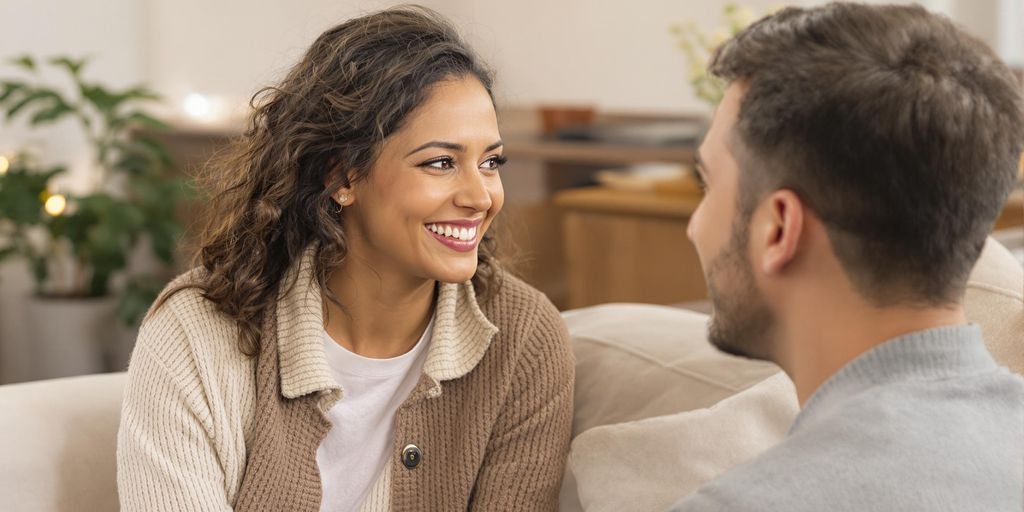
top-left (480, 155), bottom-right (508, 171)
top-left (422, 157), bottom-right (455, 170)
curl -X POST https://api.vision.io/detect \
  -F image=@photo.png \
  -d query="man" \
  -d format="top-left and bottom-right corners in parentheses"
top-left (672, 3), bottom-right (1024, 511)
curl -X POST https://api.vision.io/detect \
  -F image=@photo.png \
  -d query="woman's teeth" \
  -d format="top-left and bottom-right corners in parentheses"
top-left (427, 223), bottom-right (477, 241)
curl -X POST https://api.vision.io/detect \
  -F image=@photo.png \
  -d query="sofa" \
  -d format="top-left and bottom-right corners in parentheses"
top-left (1, 238), bottom-right (1021, 512)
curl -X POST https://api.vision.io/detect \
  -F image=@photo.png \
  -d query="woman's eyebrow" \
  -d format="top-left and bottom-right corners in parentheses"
top-left (405, 140), bottom-right (504, 157)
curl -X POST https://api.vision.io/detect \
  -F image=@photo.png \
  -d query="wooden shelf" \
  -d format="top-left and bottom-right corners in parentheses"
top-left (504, 136), bottom-right (696, 166)
top-left (554, 186), bottom-right (701, 219)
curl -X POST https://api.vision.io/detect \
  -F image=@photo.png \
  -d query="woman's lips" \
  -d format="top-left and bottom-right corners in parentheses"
top-left (424, 222), bottom-right (480, 253)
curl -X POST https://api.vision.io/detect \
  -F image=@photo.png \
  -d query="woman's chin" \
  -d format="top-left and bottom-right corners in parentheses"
top-left (428, 263), bottom-right (478, 284)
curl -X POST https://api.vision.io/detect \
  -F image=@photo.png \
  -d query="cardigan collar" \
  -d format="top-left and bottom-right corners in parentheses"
top-left (273, 244), bottom-right (499, 400)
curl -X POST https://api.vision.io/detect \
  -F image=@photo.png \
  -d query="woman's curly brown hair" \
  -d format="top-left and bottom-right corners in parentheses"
top-left (156, 6), bottom-right (503, 356)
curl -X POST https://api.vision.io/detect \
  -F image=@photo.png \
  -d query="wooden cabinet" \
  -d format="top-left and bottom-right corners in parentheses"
top-left (555, 187), bottom-right (707, 309)
top-left (556, 186), bottom-right (1024, 310)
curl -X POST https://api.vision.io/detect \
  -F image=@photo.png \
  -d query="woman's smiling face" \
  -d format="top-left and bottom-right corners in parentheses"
top-left (338, 74), bottom-right (505, 285)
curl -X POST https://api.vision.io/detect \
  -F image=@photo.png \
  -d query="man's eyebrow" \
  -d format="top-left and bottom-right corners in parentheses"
top-left (693, 150), bottom-right (710, 189)
top-left (694, 150), bottom-right (708, 174)
top-left (405, 140), bottom-right (504, 157)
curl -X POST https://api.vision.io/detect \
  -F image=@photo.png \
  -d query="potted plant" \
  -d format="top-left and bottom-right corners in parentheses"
top-left (671, 4), bottom-right (761, 107)
top-left (0, 56), bottom-right (188, 378)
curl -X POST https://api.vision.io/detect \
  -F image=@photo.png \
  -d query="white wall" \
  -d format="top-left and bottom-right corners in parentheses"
top-left (140, 0), bottom-right (1019, 118)
top-left (141, 0), bottom-right (783, 116)
top-left (997, 0), bottom-right (1023, 67)
top-left (444, 0), bottom-right (787, 114)
top-left (143, 0), bottom-right (453, 119)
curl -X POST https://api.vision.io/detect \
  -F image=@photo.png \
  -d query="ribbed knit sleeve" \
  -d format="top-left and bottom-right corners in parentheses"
top-left (468, 292), bottom-right (575, 511)
top-left (116, 304), bottom-right (233, 512)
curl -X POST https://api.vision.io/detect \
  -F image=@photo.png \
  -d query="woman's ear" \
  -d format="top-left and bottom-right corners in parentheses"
top-left (325, 166), bottom-right (356, 207)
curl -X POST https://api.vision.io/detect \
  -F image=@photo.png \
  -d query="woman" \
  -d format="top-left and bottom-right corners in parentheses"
top-left (116, 7), bottom-right (574, 511)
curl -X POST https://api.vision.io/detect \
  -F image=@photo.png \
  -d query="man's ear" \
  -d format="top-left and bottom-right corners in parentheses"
top-left (758, 189), bottom-right (804, 275)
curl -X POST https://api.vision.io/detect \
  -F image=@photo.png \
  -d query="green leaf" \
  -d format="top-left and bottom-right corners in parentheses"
top-left (118, 86), bottom-right (160, 102)
top-left (149, 219), bottom-right (183, 263)
top-left (5, 89), bottom-right (45, 118)
top-left (80, 84), bottom-right (119, 113)
top-left (107, 201), bottom-right (146, 233)
top-left (0, 81), bottom-right (26, 104)
top-left (5, 89), bottom-right (62, 119)
top-left (110, 137), bottom-right (173, 175)
top-left (117, 276), bottom-right (164, 326)
top-left (113, 153), bottom-right (150, 176)
top-left (30, 100), bottom-right (74, 125)
top-left (29, 255), bottom-right (47, 290)
top-left (133, 136), bottom-right (173, 164)
top-left (47, 56), bottom-right (88, 77)
top-left (82, 84), bottom-right (161, 115)
top-left (112, 111), bottom-right (170, 131)
top-left (8, 55), bottom-right (36, 71)
top-left (88, 264), bottom-right (114, 297)
top-left (0, 163), bottom-right (64, 225)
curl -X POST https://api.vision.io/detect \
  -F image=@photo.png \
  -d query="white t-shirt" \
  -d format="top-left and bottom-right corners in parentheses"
top-left (317, 318), bottom-right (433, 512)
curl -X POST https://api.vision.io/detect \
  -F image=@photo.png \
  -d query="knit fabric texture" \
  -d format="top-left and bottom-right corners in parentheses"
top-left (117, 245), bottom-right (574, 511)
top-left (670, 324), bottom-right (1024, 512)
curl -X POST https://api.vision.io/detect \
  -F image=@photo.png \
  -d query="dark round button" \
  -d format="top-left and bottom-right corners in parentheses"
top-left (402, 444), bottom-right (422, 469)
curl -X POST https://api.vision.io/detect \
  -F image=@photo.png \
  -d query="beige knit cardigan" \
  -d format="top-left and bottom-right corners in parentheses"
top-left (116, 246), bottom-right (574, 511)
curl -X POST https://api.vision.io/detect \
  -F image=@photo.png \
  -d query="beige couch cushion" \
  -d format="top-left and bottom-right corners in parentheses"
top-left (0, 372), bottom-right (124, 512)
top-left (563, 303), bottom-right (780, 437)
top-left (559, 303), bottom-right (780, 511)
top-left (965, 237), bottom-right (1024, 374)
top-left (570, 372), bottom-right (798, 512)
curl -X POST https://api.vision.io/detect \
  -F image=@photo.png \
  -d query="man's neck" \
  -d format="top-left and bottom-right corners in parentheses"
top-left (323, 254), bottom-right (436, 359)
top-left (777, 299), bottom-right (967, 406)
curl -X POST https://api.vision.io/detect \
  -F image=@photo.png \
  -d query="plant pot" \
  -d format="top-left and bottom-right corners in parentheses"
top-left (25, 295), bottom-right (115, 379)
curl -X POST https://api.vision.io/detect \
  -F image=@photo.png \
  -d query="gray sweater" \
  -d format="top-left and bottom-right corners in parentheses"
top-left (670, 325), bottom-right (1024, 512)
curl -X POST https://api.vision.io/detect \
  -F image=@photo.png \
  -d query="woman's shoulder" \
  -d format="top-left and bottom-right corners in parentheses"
top-left (124, 268), bottom-right (257, 459)
top-left (488, 271), bottom-right (559, 316)
top-left (145, 268), bottom-right (231, 332)
top-left (134, 267), bottom-right (251, 373)
top-left (482, 271), bottom-right (569, 353)
top-left (477, 272), bottom-right (574, 397)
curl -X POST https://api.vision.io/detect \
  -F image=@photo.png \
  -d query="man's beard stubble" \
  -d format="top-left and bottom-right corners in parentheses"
top-left (704, 221), bottom-right (776, 362)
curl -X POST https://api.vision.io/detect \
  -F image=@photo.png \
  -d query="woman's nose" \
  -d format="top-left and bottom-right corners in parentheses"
top-left (454, 168), bottom-right (493, 212)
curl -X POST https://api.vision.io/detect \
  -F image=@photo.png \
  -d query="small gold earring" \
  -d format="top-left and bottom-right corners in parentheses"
top-left (335, 194), bottom-right (349, 213)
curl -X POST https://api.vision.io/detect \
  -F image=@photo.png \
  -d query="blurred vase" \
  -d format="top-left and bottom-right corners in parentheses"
top-left (538, 105), bottom-right (596, 136)
top-left (26, 296), bottom-right (114, 379)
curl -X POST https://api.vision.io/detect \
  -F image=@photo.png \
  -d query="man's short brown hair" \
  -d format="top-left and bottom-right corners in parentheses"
top-left (710, 3), bottom-right (1024, 306)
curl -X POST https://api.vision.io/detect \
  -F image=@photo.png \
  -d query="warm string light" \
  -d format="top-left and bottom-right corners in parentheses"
top-left (44, 194), bottom-right (67, 216)
top-left (0, 155), bottom-right (10, 175)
